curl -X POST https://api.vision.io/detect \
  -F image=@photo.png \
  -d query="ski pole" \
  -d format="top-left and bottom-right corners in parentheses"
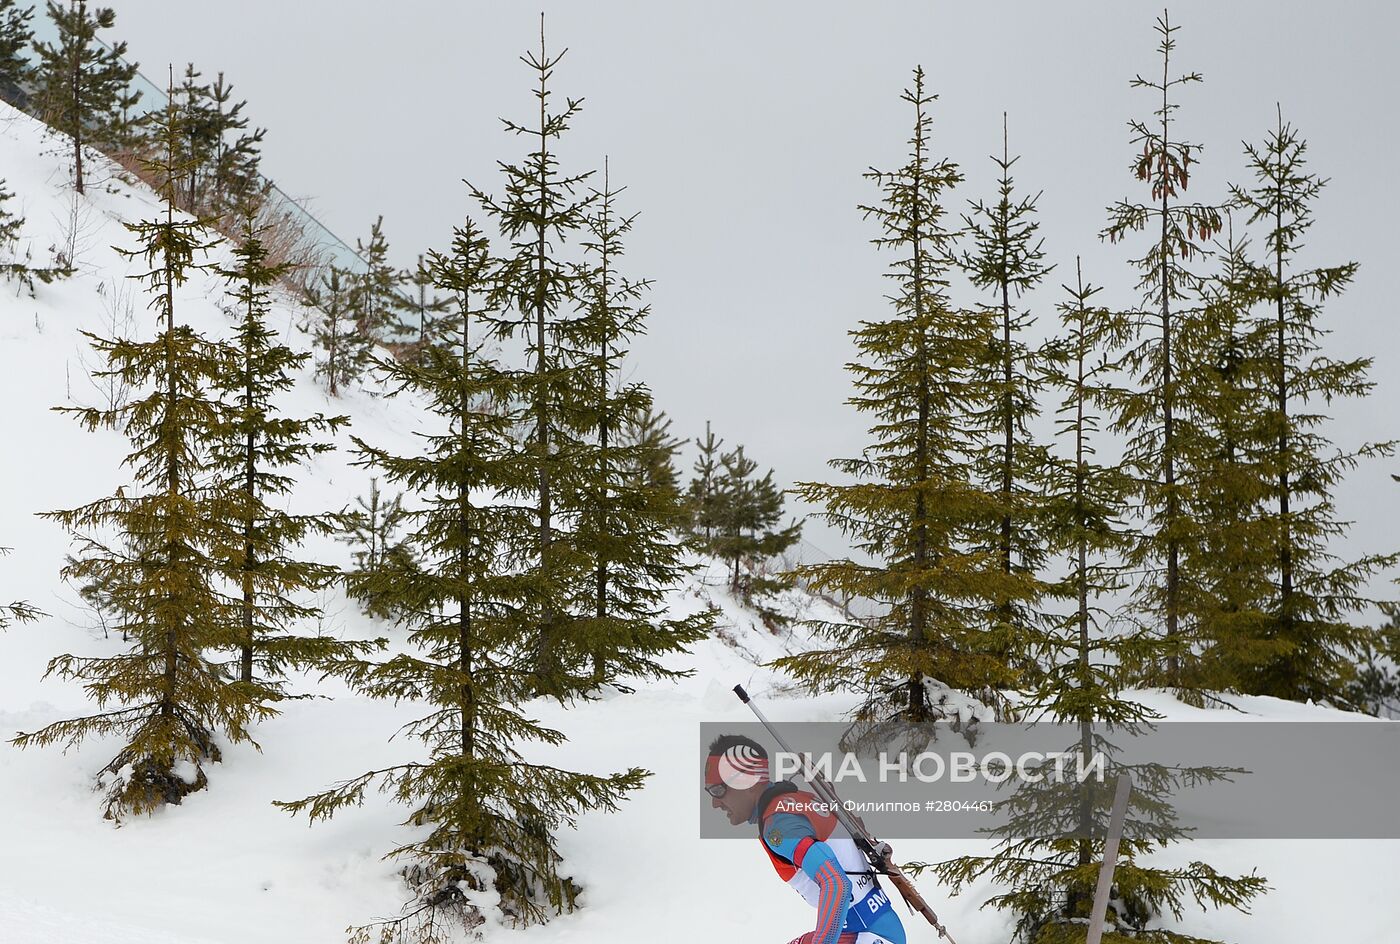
top-left (732, 684), bottom-right (960, 944)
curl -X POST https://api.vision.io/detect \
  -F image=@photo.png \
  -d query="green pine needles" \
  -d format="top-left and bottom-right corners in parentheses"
top-left (926, 261), bottom-right (1270, 943)
top-left (959, 113), bottom-right (1056, 690)
top-left (174, 64), bottom-right (266, 221)
top-left (14, 90), bottom-right (255, 818)
top-left (33, 1), bottom-right (141, 194)
top-left (777, 68), bottom-right (1024, 723)
top-left (1172, 226), bottom-right (1278, 695)
top-left (14, 90), bottom-right (355, 819)
top-left (569, 162), bottom-right (710, 687)
top-left (209, 211), bottom-right (366, 692)
top-left (276, 22), bottom-right (706, 937)
top-left (304, 265), bottom-right (372, 396)
top-left (1101, 10), bottom-right (1224, 691)
top-left (0, 0), bottom-right (35, 109)
top-left (1222, 108), bottom-right (1398, 705)
top-left (350, 215), bottom-right (413, 349)
top-left (468, 23), bottom-right (596, 699)
top-left (275, 210), bottom-right (646, 938)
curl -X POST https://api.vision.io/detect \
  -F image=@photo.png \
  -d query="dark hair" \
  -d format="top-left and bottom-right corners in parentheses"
top-left (707, 733), bottom-right (767, 758)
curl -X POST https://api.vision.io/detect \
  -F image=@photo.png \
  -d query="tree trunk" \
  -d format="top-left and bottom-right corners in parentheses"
top-left (160, 194), bottom-right (179, 717)
top-left (71, 15), bottom-right (84, 196)
top-left (459, 286), bottom-right (475, 758)
top-left (241, 348), bottom-right (256, 685)
top-left (907, 91), bottom-right (930, 722)
top-left (1159, 61), bottom-right (1180, 681)
top-left (1275, 194), bottom-right (1293, 659)
top-left (532, 38), bottom-right (558, 693)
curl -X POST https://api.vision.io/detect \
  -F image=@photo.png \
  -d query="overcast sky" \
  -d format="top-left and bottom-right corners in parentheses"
top-left (101, 1), bottom-right (1399, 593)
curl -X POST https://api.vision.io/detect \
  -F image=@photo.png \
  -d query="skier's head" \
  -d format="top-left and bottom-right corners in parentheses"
top-left (705, 734), bottom-right (771, 825)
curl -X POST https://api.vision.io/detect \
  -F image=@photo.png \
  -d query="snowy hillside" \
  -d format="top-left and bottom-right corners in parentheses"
top-left (1, 101), bottom-right (1395, 944)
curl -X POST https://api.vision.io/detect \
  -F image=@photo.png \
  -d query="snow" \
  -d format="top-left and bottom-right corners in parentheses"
top-left (1, 100), bottom-right (1396, 943)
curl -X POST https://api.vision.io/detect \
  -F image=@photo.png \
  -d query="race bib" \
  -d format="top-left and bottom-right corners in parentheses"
top-left (842, 885), bottom-right (894, 934)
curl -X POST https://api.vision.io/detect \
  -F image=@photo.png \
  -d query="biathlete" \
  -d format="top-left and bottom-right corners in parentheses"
top-left (705, 734), bottom-right (906, 944)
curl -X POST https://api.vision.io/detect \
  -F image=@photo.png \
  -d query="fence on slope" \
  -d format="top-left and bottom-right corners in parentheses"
top-left (11, 15), bottom-right (371, 282)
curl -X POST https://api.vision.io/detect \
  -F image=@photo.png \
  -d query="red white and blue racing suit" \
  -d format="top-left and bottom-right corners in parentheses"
top-left (752, 781), bottom-right (906, 944)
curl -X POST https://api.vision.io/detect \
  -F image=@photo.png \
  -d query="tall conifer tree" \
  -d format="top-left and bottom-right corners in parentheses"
top-left (960, 113), bottom-right (1053, 685)
top-left (1174, 228), bottom-right (1276, 694)
top-left (1038, 261), bottom-right (1143, 724)
top-left (469, 19), bottom-right (596, 698)
top-left (569, 163), bottom-right (709, 686)
top-left (11, 82), bottom-right (260, 818)
top-left (931, 261), bottom-right (1269, 943)
top-left (1101, 12), bottom-right (1223, 687)
top-left (1228, 110), bottom-right (1398, 705)
top-left (208, 212), bottom-right (362, 690)
top-left (277, 212), bottom-right (646, 936)
top-left (777, 68), bottom-right (1021, 722)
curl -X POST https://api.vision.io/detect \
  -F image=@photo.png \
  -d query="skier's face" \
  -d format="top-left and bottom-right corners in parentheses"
top-left (709, 782), bottom-right (759, 826)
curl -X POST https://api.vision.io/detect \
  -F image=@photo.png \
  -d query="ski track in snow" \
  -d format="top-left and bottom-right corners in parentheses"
top-left (1, 101), bottom-right (1396, 944)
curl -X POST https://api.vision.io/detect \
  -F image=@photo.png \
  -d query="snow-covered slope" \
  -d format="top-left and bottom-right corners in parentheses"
top-left (1, 101), bottom-right (1395, 944)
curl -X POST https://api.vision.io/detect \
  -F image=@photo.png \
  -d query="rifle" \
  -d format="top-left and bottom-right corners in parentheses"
top-left (732, 685), bottom-right (959, 944)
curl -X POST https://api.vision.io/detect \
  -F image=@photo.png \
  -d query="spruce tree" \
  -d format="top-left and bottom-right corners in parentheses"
top-left (199, 71), bottom-right (265, 218)
top-left (11, 88), bottom-right (260, 818)
top-left (106, 68), bottom-right (144, 156)
top-left (350, 215), bottom-right (411, 350)
top-left (712, 444), bottom-right (800, 594)
top-left (1173, 228), bottom-right (1276, 695)
top-left (469, 21), bottom-right (597, 698)
top-left (404, 252), bottom-right (452, 358)
top-left (337, 477), bottom-right (415, 619)
top-left (171, 63), bottom-right (265, 218)
top-left (568, 164), bottom-right (709, 687)
top-left (929, 261), bottom-right (1270, 943)
top-left (304, 265), bottom-right (370, 396)
top-left (33, 0), bottom-right (140, 195)
top-left (776, 68), bottom-right (1020, 722)
top-left (1038, 260), bottom-right (1144, 726)
top-left (1347, 602), bottom-right (1400, 718)
top-left (686, 420), bottom-right (725, 544)
top-left (624, 405), bottom-right (684, 506)
top-left (175, 62), bottom-right (213, 211)
top-left (0, 0), bottom-right (34, 108)
top-left (1228, 109), bottom-right (1398, 705)
top-left (277, 211), bottom-right (647, 937)
top-left (208, 211), bottom-right (362, 690)
top-left (960, 113), bottom-right (1054, 685)
top-left (1101, 12), bottom-right (1223, 687)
